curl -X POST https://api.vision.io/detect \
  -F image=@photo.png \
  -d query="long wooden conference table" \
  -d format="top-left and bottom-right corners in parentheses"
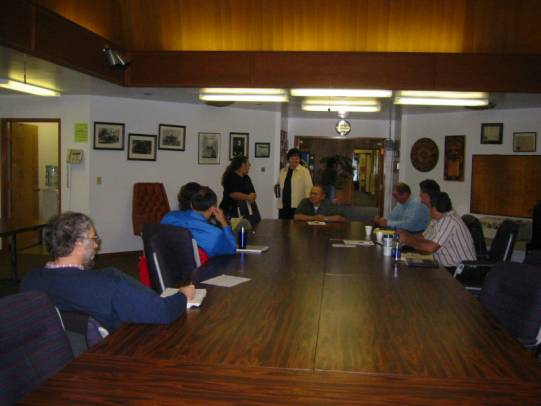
top-left (22, 220), bottom-right (541, 404)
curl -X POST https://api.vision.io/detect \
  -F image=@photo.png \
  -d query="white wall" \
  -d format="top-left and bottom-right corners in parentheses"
top-left (88, 96), bottom-right (281, 252)
top-left (400, 107), bottom-right (541, 215)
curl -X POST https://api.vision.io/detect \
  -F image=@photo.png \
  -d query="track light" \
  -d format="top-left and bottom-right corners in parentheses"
top-left (103, 46), bottom-right (130, 70)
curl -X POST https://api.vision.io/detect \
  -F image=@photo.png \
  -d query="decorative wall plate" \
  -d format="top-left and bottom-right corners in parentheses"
top-left (410, 138), bottom-right (439, 172)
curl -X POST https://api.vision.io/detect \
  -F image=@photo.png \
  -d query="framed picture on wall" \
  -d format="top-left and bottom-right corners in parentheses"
top-left (444, 135), bottom-right (465, 181)
top-left (198, 132), bottom-right (221, 164)
top-left (93, 122), bottom-right (125, 150)
top-left (229, 132), bottom-right (249, 160)
top-left (255, 142), bottom-right (270, 158)
top-left (127, 133), bottom-right (157, 161)
top-left (158, 124), bottom-right (186, 151)
top-left (513, 132), bottom-right (536, 152)
top-left (481, 123), bottom-right (503, 144)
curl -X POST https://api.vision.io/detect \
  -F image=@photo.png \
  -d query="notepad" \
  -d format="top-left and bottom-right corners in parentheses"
top-left (307, 221), bottom-right (326, 226)
top-left (236, 245), bottom-right (269, 254)
top-left (160, 288), bottom-right (207, 308)
top-left (343, 240), bottom-right (375, 247)
top-left (201, 274), bottom-right (250, 287)
top-left (332, 243), bottom-right (357, 248)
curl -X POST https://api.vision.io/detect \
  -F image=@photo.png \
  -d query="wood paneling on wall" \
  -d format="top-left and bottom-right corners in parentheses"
top-left (32, 0), bottom-right (541, 54)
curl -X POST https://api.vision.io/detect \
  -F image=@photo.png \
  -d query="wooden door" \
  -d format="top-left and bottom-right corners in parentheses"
top-left (11, 123), bottom-right (40, 248)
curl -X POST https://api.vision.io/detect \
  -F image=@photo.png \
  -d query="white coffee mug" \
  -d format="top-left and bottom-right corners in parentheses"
top-left (376, 230), bottom-right (384, 243)
top-left (365, 225), bottom-right (373, 237)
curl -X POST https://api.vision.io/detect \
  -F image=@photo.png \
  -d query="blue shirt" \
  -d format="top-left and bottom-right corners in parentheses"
top-left (20, 267), bottom-right (187, 331)
top-left (388, 197), bottom-right (429, 233)
top-left (161, 210), bottom-right (237, 257)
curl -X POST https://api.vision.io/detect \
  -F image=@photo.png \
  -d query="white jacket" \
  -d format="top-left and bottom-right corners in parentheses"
top-left (277, 165), bottom-right (313, 209)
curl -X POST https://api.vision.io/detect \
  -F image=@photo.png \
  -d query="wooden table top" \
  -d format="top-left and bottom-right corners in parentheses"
top-left (21, 220), bottom-right (541, 405)
top-left (0, 218), bottom-right (46, 237)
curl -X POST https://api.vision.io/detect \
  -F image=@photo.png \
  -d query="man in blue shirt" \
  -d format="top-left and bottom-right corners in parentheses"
top-left (162, 186), bottom-right (237, 257)
top-left (375, 182), bottom-right (429, 233)
top-left (21, 212), bottom-right (194, 332)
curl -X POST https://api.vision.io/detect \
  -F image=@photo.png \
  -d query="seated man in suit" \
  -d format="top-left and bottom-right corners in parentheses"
top-left (397, 192), bottom-right (476, 268)
top-left (375, 182), bottom-right (429, 233)
top-left (21, 212), bottom-right (195, 332)
top-left (294, 185), bottom-right (345, 222)
top-left (162, 186), bottom-right (237, 256)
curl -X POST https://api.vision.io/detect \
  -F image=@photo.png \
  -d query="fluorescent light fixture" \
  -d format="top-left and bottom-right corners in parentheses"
top-left (199, 88), bottom-right (288, 102)
top-left (394, 90), bottom-right (489, 106)
top-left (398, 90), bottom-right (488, 99)
top-left (0, 78), bottom-right (60, 96)
top-left (394, 97), bottom-right (489, 106)
top-left (291, 88), bottom-right (392, 98)
top-left (302, 99), bottom-right (381, 112)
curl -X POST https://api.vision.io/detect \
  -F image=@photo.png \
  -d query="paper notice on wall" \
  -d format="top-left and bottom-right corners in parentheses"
top-left (74, 123), bottom-right (88, 143)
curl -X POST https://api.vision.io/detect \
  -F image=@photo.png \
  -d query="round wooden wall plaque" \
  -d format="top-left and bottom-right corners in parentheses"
top-left (410, 138), bottom-right (439, 172)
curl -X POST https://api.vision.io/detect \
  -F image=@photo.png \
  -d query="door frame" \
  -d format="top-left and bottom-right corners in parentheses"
top-left (1, 118), bottom-right (62, 220)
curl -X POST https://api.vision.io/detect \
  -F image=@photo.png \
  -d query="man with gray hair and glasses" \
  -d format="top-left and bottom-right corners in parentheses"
top-left (21, 212), bottom-right (194, 332)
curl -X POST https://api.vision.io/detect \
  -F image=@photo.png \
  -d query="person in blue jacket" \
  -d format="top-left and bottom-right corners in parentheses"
top-left (162, 186), bottom-right (237, 257)
top-left (21, 212), bottom-right (195, 332)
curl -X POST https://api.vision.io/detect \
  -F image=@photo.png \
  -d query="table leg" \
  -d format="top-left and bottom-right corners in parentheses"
top-left (9, 233), bottom-right (19, 282)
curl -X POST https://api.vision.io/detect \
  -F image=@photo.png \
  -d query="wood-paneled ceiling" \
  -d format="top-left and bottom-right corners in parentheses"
top-left (33, 0), bottom-right (541, 53)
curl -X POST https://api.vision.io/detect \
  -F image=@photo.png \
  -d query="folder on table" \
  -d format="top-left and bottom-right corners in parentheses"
top-left (236, 245), bottom-right (269, 254)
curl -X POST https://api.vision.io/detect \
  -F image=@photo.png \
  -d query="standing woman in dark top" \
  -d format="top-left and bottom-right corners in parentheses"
top-left (220, 156), bottom-right (258, 220)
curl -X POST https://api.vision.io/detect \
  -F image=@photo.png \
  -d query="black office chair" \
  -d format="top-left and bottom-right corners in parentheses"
top-left (454, 219), bottom-right (519, 295)
top-left (57, 310), bottom-right (108, 358)
top-left (0, 291), bottom-right (74, 404)
top-left (524, 249), bottom-right (541, 267)
top-left (462, 214), bottom-right (487, 259)
top-left (526, 200), bottom-right (541, 254)
top-left (479, 262), bottom-right (541, 354)
top-left (142, 223), bottom-right (199, 294)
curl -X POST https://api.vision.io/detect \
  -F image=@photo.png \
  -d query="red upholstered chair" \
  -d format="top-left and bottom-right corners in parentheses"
top-left (132, 183), bottom-right (171, 236)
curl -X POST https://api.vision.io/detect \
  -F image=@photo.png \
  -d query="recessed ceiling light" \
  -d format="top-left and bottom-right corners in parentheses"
top-left (291, 89), bottom-right (392, 98)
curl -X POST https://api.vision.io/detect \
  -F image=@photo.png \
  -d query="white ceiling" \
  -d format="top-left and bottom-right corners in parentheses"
top-left (2, 45), bottom-right (541, 119)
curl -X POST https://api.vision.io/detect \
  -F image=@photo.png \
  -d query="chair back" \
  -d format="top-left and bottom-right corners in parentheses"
top-left (132, 183), bottom-right (171, 235)
top-left (527, 200), bottom-right (541, 251)
top-left (480, 262), bottom-right (541, 349)
top-left (489, 220), bottom-right (518, 262)
top-left (142, 223), bottom-right (198, 293)
top-left (0, 291), bottom-right (73, 404)
top-left (462, 214), bottom-right (487, 259)
top-left (57, 310), bottom-right (107, 358)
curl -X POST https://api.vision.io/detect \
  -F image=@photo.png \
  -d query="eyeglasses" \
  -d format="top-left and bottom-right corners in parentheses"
top-left (87, 235), bottom-right (101, 244)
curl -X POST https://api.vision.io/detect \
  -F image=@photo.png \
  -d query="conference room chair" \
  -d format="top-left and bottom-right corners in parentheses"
top-left (57, 310), bottom-right (108, 358)
top-left (479, 262), bottom-right (541, 354)
top-left (132, 182), bottom-right (171, 236)
top-left (142, 223), bottom-right (200, 294)
top-left (526, 200), bottom-right (541, 254)
top-left (0, 291), bottom-right (73, 404)
top-left (524, 249), bottom-right (541, 267)
top-left (462, 214), bottom-right (487, 259)
top-left (454, 219), bottom-right (519, 296)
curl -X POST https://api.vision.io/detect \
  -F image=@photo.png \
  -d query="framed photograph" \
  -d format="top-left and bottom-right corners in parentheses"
top-left (255, 142), bottom-right (270, 158)
top-left (127, 133), bottom-right (157, 161)
top-left (444, 135), bottom-right (465, 181)
top-left (481, 123), bottom-right (503, 144)
top-left (158, 124), bottom-right (186, 151)
top-left (229, 132), bottom-right (249, 160)
top-left (93, 122), bottom-right (125, 150)
top-left (198, 132), bottom-right (221, 164)
top-left (513, 132), bottom-right (537, 152)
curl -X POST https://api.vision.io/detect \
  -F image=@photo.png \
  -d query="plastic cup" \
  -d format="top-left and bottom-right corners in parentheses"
top-left (376, 230), bottom-right (384, 243)
top-left (383, 246), bottom-right (393, 256)
top-left (383, 234), bottom-right (393, 248)
top-left (365, 225), bottom-right (373, 238)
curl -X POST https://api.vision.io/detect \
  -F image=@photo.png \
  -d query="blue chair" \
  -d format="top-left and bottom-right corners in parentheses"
top-left (0, 291), bottom-right (73, 404)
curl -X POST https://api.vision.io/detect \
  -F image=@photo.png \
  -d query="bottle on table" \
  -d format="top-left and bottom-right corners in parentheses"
top-left (392, 233), bottom-right (401, 261)
top-left (238, 226), bottom-right (247, 249)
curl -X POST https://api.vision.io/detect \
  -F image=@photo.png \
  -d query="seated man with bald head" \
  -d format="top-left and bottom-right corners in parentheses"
top-left (294, 185), bottom-right (345, 222)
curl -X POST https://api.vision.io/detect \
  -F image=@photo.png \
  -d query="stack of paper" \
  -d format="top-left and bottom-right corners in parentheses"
top-left (237, 245), bottom-right (269, 254)
top-left (307, 221), bottom-right (326, 226)
top-left (161, 288), bottom-right (207, 308)
top-left (343, 240), bottom-right (375, 247)
top-left (201, 275), bottom-right (251, 287)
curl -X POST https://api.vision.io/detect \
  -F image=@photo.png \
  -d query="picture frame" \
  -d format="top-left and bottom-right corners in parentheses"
top-left (513, 132), bottom-right (537, 152)
top-left (127, 133), bottom-right (157, 161)
top-left (481, 123), bottom-right (503, 144)
top-left (229, 132), bottom-right (249, 160)
top-left (444, 135), bottom-right (465, 181)
top-left (198, 132), bottom-right (221, 164)
top-left (255, 142), bottom-right (270, 158)
top-left (93, 122), bottom-right (125, 150)
top-left (158, 124), bottom-right (186, 151)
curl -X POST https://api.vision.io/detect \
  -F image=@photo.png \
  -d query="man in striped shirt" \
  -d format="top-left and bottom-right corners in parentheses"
top-left (398, 192), bottom-right (476, 268)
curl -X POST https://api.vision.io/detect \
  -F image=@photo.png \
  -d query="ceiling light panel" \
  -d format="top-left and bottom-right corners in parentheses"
top-left (0, 79), bottom-right (60, 96)
top-left (397, 90), bottom-right (488, 99)
top-left (291, 89), bottom-right (392, 98)
top-left (199, 94), bottom-right (288, 102)
top-left (394, 97), bottom-right (489, 106)
top-left (200, 88), bottom-right (287, 95)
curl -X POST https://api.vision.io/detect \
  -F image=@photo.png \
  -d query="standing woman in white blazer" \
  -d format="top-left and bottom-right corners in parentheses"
top-left (277, 148), bottom-right (313, 219)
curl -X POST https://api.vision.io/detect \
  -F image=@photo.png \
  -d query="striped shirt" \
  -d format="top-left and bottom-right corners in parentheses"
top-left (423, 211), bottom-right (476, 267)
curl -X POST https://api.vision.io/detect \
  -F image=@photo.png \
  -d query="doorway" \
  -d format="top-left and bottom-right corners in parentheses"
top-left (295, 136), bottom-right (385, 220)
top-left (1, 119), bottom-right (61, 250)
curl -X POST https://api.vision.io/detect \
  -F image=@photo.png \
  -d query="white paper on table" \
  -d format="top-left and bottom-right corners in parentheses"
top-left (161, 288), bottom-right (207, 308)
top-left (201, 274), bottom-right (251, 287)
top-left (332, 243), bottom-right (357, 248)
top-left (307, 221), bottom-right (326, 226)
top-left (343, 240), bottom-right (375, 247)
